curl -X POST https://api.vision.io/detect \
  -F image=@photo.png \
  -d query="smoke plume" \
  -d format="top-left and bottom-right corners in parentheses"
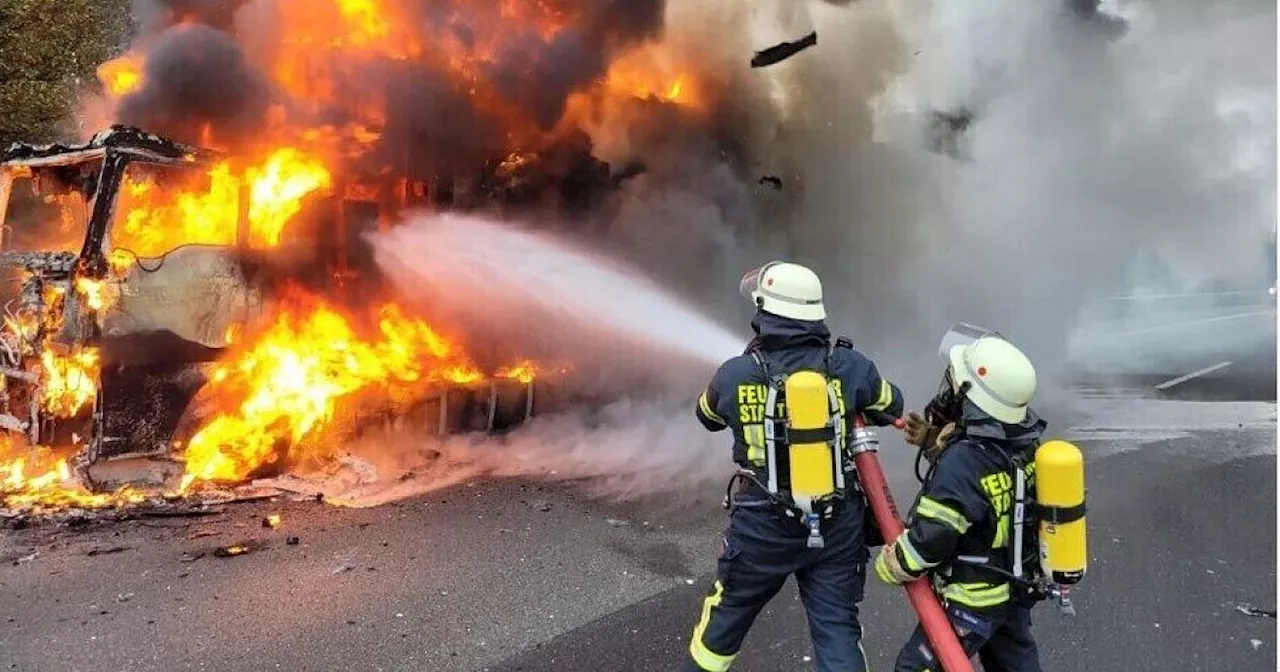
top-left (584, 0), bottom-right (1275, 395)
top-left (118, 0), bottom-right (668, 162)
top-left (91, 0), bottom-right (1276, 501)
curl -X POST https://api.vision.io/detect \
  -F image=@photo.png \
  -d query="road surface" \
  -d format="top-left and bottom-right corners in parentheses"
top-left (1, 392), bottom-right (1275, 672)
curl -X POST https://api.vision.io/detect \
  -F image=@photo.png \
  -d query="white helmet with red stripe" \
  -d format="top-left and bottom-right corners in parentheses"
top-left (939, 324), bottom-right (1037, 424)
top-left (738, 261), bottom-right (826, 321)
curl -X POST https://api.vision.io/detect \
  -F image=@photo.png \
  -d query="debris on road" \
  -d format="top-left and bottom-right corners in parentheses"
top-left (530, 500), bottom-right (552, 512)
top-left (129, 505), bottom-right (225, 520)
top-left (2, 500), bottom-right (224, 529)
top-left (1234, 603), bottom-right (1277, 619)
top-left (285, 536), bottom-right (300, 545)
top-left (333, 564), bottom-right (355, 574)
top-left (605, 518), bottom-right (630, 527)
top-left (263, 513), bottom-right (282, 529)
top-left (213, 543), bottom-right (254, 558)
top-left (86, 545), bottom-right (131, 556)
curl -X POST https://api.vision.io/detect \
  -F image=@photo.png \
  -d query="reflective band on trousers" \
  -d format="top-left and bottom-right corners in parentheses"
top-left (690, 580), bottom-right (737, 671)
top-left (942, 581), bottom-right (1010, 608)
top-left (915, 496), bottom-right (972, 534)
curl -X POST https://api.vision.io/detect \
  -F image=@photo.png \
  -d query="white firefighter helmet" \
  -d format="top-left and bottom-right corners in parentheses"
top-left (938, 323), bottom-right (1037, 424)
top-left (738, 261), bottom-right (826, 321)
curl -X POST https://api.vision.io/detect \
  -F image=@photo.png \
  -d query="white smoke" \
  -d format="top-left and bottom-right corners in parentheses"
top-left (684, 0), bottom-right (1275, 392)
top-left (285, 396), bottom-right (724, 508)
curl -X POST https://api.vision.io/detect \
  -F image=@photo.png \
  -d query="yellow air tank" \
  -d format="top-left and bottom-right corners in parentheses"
top-left (784, 371), bottom-right (835, 501)
top-left (1035, 440), bottom-right (1087, 585)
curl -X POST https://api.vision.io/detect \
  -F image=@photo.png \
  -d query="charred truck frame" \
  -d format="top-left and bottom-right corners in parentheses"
top-left (0, 126), bottom-right (543, 493)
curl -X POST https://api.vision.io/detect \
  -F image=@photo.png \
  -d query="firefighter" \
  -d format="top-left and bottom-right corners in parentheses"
top-left (685, 261), bottom-right (905, 672)
top-left (874, 324), bottom-right (1048, 672)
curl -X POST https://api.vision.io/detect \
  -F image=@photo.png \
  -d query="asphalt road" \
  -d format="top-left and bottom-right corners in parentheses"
top-left (1, 396), bottom-right (1275, 672)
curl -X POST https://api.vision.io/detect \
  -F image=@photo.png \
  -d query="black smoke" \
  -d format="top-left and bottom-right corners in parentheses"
top-left (115, 0), bottom-right (669, 173)
top-left (116, 22), bottom-right (273, 146)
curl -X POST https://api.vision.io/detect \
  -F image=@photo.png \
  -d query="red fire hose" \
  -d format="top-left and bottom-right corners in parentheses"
top-left (852, 416), bottom-right (974, 672)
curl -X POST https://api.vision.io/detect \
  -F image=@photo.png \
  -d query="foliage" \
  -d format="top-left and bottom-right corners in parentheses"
top-left (0, 0), bottom-right (133, 147)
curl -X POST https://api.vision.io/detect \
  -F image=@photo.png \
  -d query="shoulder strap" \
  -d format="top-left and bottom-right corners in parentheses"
top-left (750, 349), bottom-right (785, 494)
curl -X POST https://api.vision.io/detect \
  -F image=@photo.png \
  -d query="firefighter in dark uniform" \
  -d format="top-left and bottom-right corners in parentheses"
top-left (875, 324), bottom-right (1047, 672)
top-left (684, 261), bottom-right (905, 672)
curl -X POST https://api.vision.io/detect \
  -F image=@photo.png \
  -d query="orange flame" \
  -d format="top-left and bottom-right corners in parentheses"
top-left (496, 361), bottom-right (538, 384)
top-left (180, 291), bottom-right (487, 486)
top-left (603, 47), bottom-right (699, 106)
top-left (75, 276), bottom-right (118, 313)
top-left (41, 348), bottom-right (100, 418)
top-left (0, 445), bottom-right (144, 512)
top-left (97, 55), bottom-right (145, 98)
top-left (113, 148), bottom-right (332, 257)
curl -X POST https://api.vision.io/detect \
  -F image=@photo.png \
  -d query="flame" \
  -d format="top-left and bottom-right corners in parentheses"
top-left (602, 47), bottom-right (699, 106)
top-left (1, 446), bottom-right (144, 512)
top-left (75, 276), bottom-right (118, 313)
top-left (112, 148), bottom-right (332, 257)
top-left (41, 348), bottom-right (100, 418)
top-left (560, 42), bottom-right (706, 138)
top-left (496, 361), bottom-right (538, 384)
top-left (180, 290), bottom-right (488, 486)
top-left (97, 55), bottom-right (145, 98)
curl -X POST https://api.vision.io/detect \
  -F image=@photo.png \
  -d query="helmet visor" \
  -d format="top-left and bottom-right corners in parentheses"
top-left (936, 322), bottom-right (1004, 364)
top-left (738, 261), bottom-right (781, 302)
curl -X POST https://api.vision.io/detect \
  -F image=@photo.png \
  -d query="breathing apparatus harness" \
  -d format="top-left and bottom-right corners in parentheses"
top-left (721, 337), bottom-right (859, 550)
top-left (947, 440), bottom-right (1052, 609)
top-left (916, 373), bottom-right (1077, 612)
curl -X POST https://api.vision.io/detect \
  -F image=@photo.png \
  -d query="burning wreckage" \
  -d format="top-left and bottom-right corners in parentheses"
top-left (0, 125), bottom-right (641, 517)
top-left (0, 0), bottom-right (712, 519)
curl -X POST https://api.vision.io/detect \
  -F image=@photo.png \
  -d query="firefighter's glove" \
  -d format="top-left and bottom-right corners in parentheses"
top-left (924, 422), bottom-right (956, 463)
top-left (903, 411), bottom-right (931, 448)
top-left (904, 412), bottom-right (955, 463)
top-left (874, 542), bottom-right (914, 586)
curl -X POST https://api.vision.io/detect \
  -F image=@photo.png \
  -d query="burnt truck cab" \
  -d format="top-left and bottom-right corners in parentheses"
top-left (0, 126), bottom-right (544, 493)
top-left (0, 127), bottom-right (264, 488)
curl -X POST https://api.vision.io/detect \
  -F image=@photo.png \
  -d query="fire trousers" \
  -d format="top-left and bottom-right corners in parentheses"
top-left (684, 500), bottom-right (870, 672)
top-left (893, 601), bottom-right (1042, 672)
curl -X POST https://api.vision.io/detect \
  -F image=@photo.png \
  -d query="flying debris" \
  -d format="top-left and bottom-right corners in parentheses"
top-left (751, 31), bottom-right (818, 68)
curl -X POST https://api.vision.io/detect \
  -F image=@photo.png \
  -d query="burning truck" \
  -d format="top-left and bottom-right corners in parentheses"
top-left (0, 0), bottom-right (713, 513)
top-left (0, 126), bottom-right (564, 508)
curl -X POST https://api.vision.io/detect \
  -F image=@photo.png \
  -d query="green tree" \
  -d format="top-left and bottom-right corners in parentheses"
top-left (0, 0), bottom-right (133, 147)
